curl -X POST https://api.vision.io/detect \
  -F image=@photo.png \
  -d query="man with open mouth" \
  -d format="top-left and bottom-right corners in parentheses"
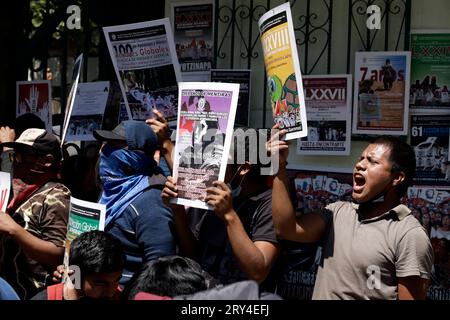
top-left (267, 129), bottom-right (433, 300)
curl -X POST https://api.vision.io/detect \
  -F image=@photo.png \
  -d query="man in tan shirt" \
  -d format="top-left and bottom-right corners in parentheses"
top-left (267, 132), bottom-right (433, 300)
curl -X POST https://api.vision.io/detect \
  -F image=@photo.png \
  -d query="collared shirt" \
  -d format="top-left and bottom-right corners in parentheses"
top-left (312, 201), bottom-right (433, 300)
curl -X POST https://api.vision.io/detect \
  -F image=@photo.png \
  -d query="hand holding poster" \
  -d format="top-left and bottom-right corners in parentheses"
top-left (258, 2), bottom-right (308, 140)
top-left (353, 51), bottom-right (410, 135)
top-left (297, 75), bottom-right (352, 155)
top-left (0, 172), bottom-right (11, 212)
top-left (172, 82), bottom-right (239, 210)
top-left (103, 19), bottom-right (181, 126)
top-left (16, 80), bottom-right (52, 131)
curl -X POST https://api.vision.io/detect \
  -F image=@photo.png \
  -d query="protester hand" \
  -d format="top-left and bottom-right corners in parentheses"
top-left (52, 264), bottom-right (75, 283)
top-left (146, 109), bottom-right (171, 145)
top-left (266, 124), bottom-right (290, 168)
top-left (205, 181), bottom-right (234, 220)
top-left (161, 176), bottom-right (178, 206)
top-left (63, 273), bottom-right (80, 300)
top-left (0, 212), bottom-right (20, 236)
top-left (0, 126), bottom-right (15, 144)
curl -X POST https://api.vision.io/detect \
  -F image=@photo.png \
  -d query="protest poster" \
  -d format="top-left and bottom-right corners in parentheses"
top-left (63, 196), bottom-right (106, 286)
top-left (403, 186), bottom-right (450, 300)
top-left (410, 30), bottom-right (450, 110)
top-left (64, 82), bottom-right (110, 142)
top-left (0, 172), bottom-right (11, 212)
top-left (353, 51), bottom-right (410, 135)
top-left (61, 54), bottom-right (83, 145)
top-left (172, 1), bottom-right (214, 76)
top-left (297, 75), bottom-right (352, 155)
top-left (275, 167), bottom-right (352, 300)
top-left (66, 197), bottom-right (106, 243)
top-left (103, 18), bottom-right (181, 126)
top-left (410, 114), bottom-right (450, 186)
top-left (16, 80), bottom-right (52, 131)
top-left (171, 82), bottom-right (239, 210)
top-left (210, 69), bottom-right (251, 127)
top-left (258, 2), bottom-right (308, 140)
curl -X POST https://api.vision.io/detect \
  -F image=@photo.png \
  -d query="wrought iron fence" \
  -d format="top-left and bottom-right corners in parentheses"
top-left (213, 0), bottom-right (411, 127)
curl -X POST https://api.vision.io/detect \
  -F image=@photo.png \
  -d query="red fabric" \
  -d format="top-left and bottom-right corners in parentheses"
top-left (47, 283), bottom-right (64, 300)
top-left (134, 292), bottom-right (172, 300)
top-left (46, 283), bottom-right (122, 300)
top-left (6, 172), bottom-right (56, 214)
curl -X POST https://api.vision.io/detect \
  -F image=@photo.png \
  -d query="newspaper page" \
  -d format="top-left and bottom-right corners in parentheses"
top-left (353, 51), bottom-right (411, 135)
top-left (258, 2), bottom-right (308, 140)
top-left (210, 69), bottom-right (251, 127)
top-left (297, 75), bottom-right (352, 156)
top-left (172, 1), bottom-right (214, 75)
top-left (64, 82), bottom-right (110, 142)
top-left (171, 82), bottom-right (239, 210)
top-left (16, 80), bottom-right (52, 131)
top-left (410, 30), bottom-right (450, 110)
top-left (103, 19), bottom-right (181, 126)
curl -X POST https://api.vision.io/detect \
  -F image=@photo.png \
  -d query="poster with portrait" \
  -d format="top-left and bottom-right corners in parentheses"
top-left (172, 1), bottom-right (214, 76)
top-left (171, 82), bottom-right (239, 210)
top-left (210, 69), bottom-right (251, 127)
top-left (403, 186), bottom-right (450, 300)
top-left (61, 54), bottom-right (83, 145)
top-left (410, 114), bottom-right (450, 186)
top-left (353, 51), bottom-right (410, 135)
top-left (16, 80), bottom-right (52, 131)
top-left (297, 75), bottom-right (352, 155)
top-left (258, 2), bottom-right (308, 140)
top-left (275, 167), bottom-right (353, 300)
top-left (103, 18), bottom-right (181, 126)
top-left (64, 82), bottom-right (110, 142)
top-left (410, 30), bottom-right (450, 110)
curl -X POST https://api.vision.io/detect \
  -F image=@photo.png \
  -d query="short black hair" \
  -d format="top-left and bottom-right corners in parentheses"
top-left (69, 230), bottom-right (125, 277)
top-left (371, 136), bottom-right (416, 198)
top-left (121, 255), bottom-right (211, 299)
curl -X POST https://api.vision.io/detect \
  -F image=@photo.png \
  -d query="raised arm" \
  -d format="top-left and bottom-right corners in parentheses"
top-left (146, 110), bottom-right (174, 172)
top-left (206, 181), bottom-right (279, 283)
top-left (267, 127), bottom-right (326, 243)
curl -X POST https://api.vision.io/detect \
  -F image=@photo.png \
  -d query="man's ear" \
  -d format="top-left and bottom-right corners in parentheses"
top-left (392, 171), bottom-right (406, 187)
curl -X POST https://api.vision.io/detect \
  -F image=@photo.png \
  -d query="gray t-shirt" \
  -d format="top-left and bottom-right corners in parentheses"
top-left (312, 201), bottom-right (433, 300)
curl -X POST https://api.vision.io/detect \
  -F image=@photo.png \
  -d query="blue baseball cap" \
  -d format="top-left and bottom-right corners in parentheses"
top-left (93, 120), bottom-right (158, 155)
